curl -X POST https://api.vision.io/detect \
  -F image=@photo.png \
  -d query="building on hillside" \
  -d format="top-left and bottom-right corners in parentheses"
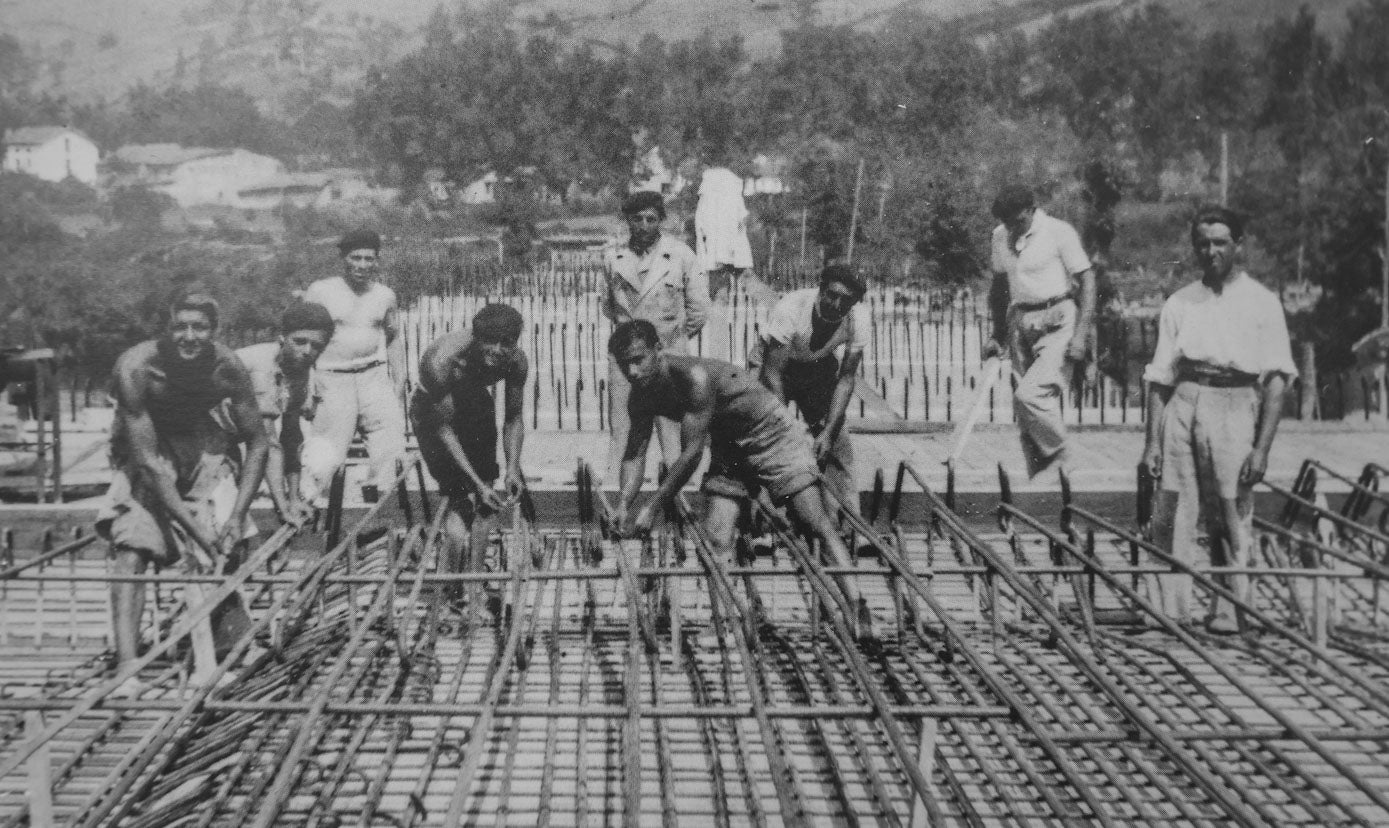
top-left (108, 144), bottom-right (285, 208)
top-left (459, 171), bottom-right (498, 205)
top-left (2, 126), bottom-right (100, 186)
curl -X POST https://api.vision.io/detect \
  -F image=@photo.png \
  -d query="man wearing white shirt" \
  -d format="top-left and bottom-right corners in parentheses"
top-left (302, 229), bottom-right (408, 501)
top-left (1140, 205), bottom-right (1296, 633)
top-left (757, 264), bottom-right (868, 516)
top-left (985, 184), bottom-right (1097, 476)
top-left (603, 191), bottom-right (710, 483)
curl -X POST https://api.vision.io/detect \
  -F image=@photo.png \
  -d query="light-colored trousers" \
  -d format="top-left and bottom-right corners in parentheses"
top-left (306, 363), bottom-right (407, 494)
top-left (1008, 301), bottom-right (1075, 477)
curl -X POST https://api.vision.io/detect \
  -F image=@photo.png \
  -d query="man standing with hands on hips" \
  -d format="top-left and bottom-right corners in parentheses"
top-left (1140, 206), bottom-right (1295, 634)
top-left (985, 184), bottom-right (1097, 477)
top-left (602, 191), bottom-right (709, 485)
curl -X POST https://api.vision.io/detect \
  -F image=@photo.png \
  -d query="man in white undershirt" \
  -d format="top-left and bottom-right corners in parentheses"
top-left (302, 229), bottom-right (407, 501)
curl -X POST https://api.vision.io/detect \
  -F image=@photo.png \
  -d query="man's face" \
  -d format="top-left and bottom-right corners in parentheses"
top-left (1192, 222), bottom-right (1238, 282)
top-left (280, 328), bottom-right (330, 373)
top-left (169, 309), bottom-right (215, 362)
top-left (625, 208), bottom-right (662, 249)
top-left (1001, 206), bottom-right (1035, 239)
top-left (816, 281), bottom-right (860, 324)
top-left (342, 247), bottom-right (379, 287)
top-left (614, 338), bottom-right (662, 390)
top-left (471, 337), bottom-right (518, 372)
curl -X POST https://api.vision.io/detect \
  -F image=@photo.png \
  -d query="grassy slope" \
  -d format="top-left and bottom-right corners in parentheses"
top-left (2, 0), bottom-right (1358, 108)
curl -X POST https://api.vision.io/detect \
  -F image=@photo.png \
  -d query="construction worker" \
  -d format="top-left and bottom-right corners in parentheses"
top-left (985, 184), bottom-right (1096, 476)
top-left (302, 229), bottom-right (407, 502)
top-left (756, 263), bottom-right (868, 517)
top-left (608, 320), bottom-right (873, 635)
top-left (410, 305), bottom-right (529, 606)
top-left (1140, 205), bottom-right (1295, 634)
top-left (97, 293), bottom-right (268, 692)
top-left (602, 191), bottom-right (709, 485)
top-left (235, 301), bottom-right (334, 528)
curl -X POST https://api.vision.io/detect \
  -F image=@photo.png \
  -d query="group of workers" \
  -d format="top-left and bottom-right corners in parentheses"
top-left (97, 184), bottom-right (1293, 689)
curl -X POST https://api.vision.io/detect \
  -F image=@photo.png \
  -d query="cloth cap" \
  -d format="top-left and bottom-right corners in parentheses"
top-left (281, 300), bottom-right (335, 336)
top-left (472, 304), bottom-right (523, 343)
top-left (820, 264), bottom-right (867, 300)
top-left (621, 190), bottom-right (666, 219)
top-left (338, 228), bottom-right (381, 255)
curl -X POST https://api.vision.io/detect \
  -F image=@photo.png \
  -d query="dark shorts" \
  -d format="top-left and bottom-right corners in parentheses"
top-left (411, 388), bottom-right (499, 514)
top-left (701, 403), bottom-right (820, 503)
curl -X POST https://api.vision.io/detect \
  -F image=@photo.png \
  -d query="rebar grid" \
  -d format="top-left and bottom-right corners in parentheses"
top-left (4, 458), bottom-right (1389, 825)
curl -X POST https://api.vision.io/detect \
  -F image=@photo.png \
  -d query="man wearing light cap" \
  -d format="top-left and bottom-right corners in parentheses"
top-left (603, 190), bottom-right (709, 484)
top-left (303, 229), bottom-right (408, 501)
top-left (236, 300), bottom-right (335, 527)
top-left (985, 184), bottom-right (1096, 476)
top-left (411, 304), bottom-right (530, 611)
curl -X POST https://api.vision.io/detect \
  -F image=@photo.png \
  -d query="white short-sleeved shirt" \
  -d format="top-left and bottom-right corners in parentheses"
top-left (991, 209), bottom-right (1091, 305)
top-left (302, 277), bottom-right (396, 370)
top-left (762, 288), bottom-right (869, 362)
top-left (1142, 272), bottom-right (1298, 386)
top-left (235, 342), bottom-right (321, 423)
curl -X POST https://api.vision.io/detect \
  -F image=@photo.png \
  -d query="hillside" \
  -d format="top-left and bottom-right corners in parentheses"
top-left (0, 0), bottom-right (1362, 118)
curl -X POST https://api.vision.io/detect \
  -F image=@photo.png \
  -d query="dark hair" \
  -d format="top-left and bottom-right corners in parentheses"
top-left (280, 300), bottom-right (335, 337)
top-left (472, 303), bottom-right (524, 344)
top-left (621, 190), bottom-right (666, 220)
top-left (991, 184), bottom-right (1035, 220)
top-left (1189, 205), bottom-right (1244, 244)
top-left (819, 264), bottom-right (867, 300)
top-left (338, 228), bottom-right (381, 255)
top-left (608, 319), bottom-right (661, 356)
top-left (170, 292), bottom-right (220, 330)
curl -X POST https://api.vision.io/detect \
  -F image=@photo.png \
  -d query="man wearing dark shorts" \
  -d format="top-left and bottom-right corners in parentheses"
top-left (609, 319), bottom-right (872, 634)
top-left (98, 293), bottom-right (269, 692)
top-left (410, 304), bottom-right (529, 588)
top-left (756, 264), bottom-right (869, 517)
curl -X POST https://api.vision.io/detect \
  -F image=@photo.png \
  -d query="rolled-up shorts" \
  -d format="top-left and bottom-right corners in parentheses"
top-left (1161, 381), bottom-right (1259, 500)
top-left (96, 456), bottom-right (258, 568)
top-left (410, 389), bottom-right (499, 517)
top-left (701, 404), bottom-right (820, 503)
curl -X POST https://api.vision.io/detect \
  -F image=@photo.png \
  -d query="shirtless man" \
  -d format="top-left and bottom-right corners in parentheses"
top-left (98, 294), bottom-right (268, 688)
top-left (236, 301), bottom-right (334, 528)
top-left (302, 229), bottom-right (407, 501)
top-left (609, 320), bottom-right (873, 633)
top-left (409, 305), bottom-right (529, 586)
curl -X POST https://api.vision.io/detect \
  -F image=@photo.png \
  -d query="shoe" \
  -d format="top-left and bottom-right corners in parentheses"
top-left (856, 598), bottom-right (876, 641)
top-left (1205, 617), bottom-right (1241, 636)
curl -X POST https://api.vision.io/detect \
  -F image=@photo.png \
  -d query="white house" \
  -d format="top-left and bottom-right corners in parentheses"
top-left (2, 126), bottom-right (100, 186)
top-left (110, 144), bottom-right (285, 208)
top-left (459, 171), bottom-right (498, 205)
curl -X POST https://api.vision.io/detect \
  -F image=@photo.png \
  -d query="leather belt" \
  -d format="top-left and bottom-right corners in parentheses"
top-left (1178, 367), bottom-right (1259, 388)
top-left (1012, 294), bottom-right (1072, 312)
top-left (323, 360), bottom-right (385, 374)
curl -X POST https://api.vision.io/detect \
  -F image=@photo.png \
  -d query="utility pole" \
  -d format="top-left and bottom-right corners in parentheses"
top-left (1382, 156), bottom-right (1388, 328)
top-left (846, 158), bottom-right (865, 263)
top-left (1220, 131), bottom-right (1229, 207)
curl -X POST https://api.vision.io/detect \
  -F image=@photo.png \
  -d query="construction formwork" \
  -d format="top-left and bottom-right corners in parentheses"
top-left (3, 458), bottom-right (1389, 826)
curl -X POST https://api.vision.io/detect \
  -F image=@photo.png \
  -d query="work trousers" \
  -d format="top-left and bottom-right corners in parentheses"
top-left (1151, 381), bottom-right (1260, 627)
top-left (307, 363), bottom-right (407, 494)
top-left (1008, 300), bottom-right (1075, 477)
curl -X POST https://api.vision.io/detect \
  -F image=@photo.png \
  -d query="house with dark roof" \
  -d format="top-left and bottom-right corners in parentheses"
top-left (2, 126), bottom-right (99, 186)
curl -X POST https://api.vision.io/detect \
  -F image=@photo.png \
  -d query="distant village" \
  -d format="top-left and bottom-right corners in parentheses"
top-left (1, 125), bottom-right (789, 246)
